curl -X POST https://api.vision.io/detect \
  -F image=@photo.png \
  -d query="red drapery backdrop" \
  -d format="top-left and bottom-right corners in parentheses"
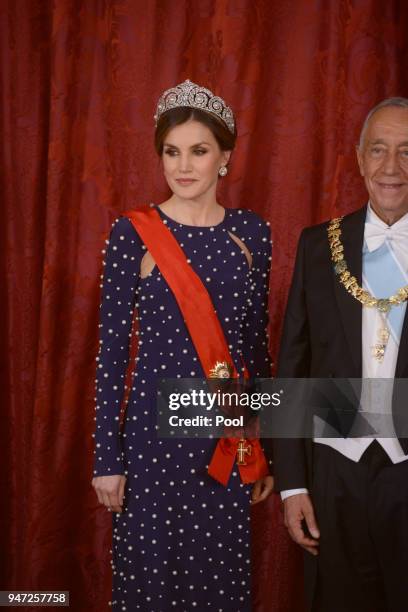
top-left (2, 1), bottom-right (408, 610)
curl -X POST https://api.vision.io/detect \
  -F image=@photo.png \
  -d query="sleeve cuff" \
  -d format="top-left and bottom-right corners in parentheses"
top-left (280, 487), bottom-right (309, 501)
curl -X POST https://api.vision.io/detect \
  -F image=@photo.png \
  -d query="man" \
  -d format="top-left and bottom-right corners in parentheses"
top-left (274, 97), bottom-right (408, 612)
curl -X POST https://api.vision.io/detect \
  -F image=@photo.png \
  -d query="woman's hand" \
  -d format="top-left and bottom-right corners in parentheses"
top-left (250, 475), bottom-right (274, 505)
top-left (92, 475), bottom-right (126, 513)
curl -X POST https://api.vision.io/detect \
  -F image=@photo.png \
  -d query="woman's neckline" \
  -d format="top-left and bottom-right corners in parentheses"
top-left (153, 203), bottom-right (227, 229)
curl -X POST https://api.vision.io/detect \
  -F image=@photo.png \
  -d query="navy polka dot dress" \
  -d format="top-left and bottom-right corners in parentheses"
top-left (93, 205), bottom-right (272, 611)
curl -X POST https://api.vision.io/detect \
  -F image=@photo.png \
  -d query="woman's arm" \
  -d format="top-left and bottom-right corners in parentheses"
top-left (92, 216), bottom-right (144, 477)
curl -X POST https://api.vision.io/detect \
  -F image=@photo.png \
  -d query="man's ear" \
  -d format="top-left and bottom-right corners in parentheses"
top-left (356, 145), bottom-right (364, 176)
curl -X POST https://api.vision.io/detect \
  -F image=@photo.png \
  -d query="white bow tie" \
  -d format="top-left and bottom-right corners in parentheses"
top-left (364, 221), bottom-right (408, 252)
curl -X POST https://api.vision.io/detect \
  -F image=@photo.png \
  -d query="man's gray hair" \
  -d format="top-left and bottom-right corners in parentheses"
top-left (359, 96), bottom-right (408, 147)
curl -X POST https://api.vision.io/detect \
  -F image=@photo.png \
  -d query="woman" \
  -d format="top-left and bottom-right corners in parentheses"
top-left (92, 80), bottom-right (273, 611)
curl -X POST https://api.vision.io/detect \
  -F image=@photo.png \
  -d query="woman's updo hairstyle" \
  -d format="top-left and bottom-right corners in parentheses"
top-left (154, 107), bottom-right (237, 156)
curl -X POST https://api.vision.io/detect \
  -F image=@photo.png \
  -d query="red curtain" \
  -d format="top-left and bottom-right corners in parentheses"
top-left (2, 1), bottom-right (408, 610)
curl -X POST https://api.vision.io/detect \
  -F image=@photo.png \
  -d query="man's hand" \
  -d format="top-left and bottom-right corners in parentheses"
top-left (92, 475), bottom-right (126, 513)
top-left (283, 493), bottom-right (320, 555)
top-left (251, 475), bottom-right (274, 505)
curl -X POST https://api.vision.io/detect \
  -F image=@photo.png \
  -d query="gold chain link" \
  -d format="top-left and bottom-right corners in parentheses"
top-left (327, 217), bottom-right (408, 313)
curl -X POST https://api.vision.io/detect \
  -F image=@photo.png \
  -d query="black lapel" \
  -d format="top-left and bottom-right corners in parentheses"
top-left (332, 206), bottom-right (367, 376)
top-left (395, 310), bottom-right (408, 377)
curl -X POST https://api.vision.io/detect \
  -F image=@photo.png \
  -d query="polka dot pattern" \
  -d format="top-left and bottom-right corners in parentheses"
top-left (93, 205), bottom-right (272, 610)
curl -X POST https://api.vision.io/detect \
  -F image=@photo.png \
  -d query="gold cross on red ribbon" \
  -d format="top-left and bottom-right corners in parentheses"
top-left (236, 438), bottom-right (252, 465)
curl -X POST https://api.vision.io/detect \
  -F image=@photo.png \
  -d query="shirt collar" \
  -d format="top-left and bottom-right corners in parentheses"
top-left (366, 201), bottom-right (408, 231)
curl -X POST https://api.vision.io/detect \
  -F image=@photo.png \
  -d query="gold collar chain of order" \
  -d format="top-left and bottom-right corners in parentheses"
top-left (327, 217), bottom-right (408, 314)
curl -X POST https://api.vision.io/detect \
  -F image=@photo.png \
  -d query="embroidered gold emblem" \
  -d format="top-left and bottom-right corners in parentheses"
top-left (209, 361), bottom-right (233, 378)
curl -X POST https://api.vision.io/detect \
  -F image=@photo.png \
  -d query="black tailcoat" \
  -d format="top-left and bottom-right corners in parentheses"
top-left (273, 205), bottom-right (408, 609)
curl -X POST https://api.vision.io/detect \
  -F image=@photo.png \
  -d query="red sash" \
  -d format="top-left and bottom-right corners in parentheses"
top-left (125, 206), bottom-right (269, 486)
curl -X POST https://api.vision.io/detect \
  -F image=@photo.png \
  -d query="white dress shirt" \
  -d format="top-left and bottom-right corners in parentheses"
top-left (281, 204), bottom-right (408, 501)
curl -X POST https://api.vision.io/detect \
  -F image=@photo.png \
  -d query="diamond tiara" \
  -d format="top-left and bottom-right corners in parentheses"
top-left (154, 79), bottom-right (235, 134)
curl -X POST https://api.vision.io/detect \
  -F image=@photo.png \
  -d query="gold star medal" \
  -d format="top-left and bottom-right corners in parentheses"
top-left (209, 361), bottom-right (233, 378)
